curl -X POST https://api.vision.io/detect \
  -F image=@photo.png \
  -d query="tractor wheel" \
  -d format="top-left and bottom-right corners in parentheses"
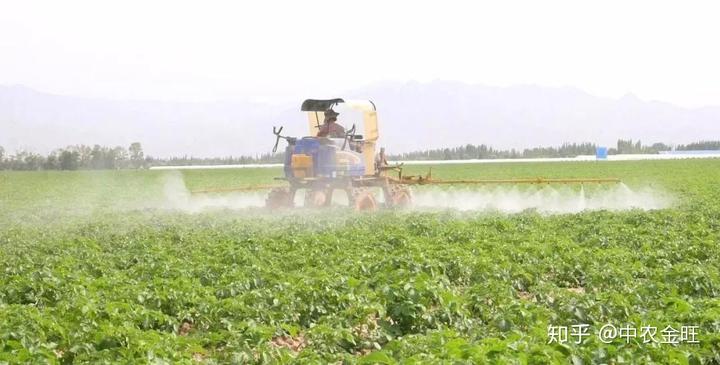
top-left (266, 188), bottom-right (294, 209)
top-left (389, 185), bottom-right (412, 208)
top-left (351, 188), bottom-right (377, 211)
top-left (304, 189), bottom-right (331, 208)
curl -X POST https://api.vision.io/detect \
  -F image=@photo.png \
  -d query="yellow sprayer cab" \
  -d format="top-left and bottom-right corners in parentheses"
top-left (302, 99), bottom-right (379, 176)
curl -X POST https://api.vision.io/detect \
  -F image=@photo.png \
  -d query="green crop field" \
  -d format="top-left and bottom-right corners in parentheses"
top-left (1, 159), bottom-right (719, 364)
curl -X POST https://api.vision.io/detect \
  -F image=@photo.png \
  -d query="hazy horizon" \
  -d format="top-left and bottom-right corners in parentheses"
top-left (4, 79), bottom-right (719, 108)
top-left (2, 81), bottom-right (718, 158)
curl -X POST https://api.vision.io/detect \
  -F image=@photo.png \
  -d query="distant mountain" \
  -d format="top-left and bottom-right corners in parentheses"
top-left (0, 85), bottom-right (284, 157)
top-left (1, 82), bottom-right (718, 157)
top-left (345, 81), bottom-right (719, 153)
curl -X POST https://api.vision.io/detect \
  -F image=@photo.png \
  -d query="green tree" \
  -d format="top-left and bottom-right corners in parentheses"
top-left (112, 146), bottom-right (129, 169)
top-left (59, 150), bottom-right (80, 170)
top-left (44, 154), bottom-right (59, 170)
top-left (129, 142), bottom-right (144, 168)
top-left (91, 144), bottom-right (104, 169)
top-left (23, 152), bottom-right (45, 170)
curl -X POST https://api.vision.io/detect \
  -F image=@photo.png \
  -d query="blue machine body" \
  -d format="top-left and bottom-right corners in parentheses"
top-left (285, 137), bottom-right (365, 178)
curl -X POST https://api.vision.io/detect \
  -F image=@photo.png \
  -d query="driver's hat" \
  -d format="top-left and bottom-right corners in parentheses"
top-left (324, 109), bottom-right (339, 118)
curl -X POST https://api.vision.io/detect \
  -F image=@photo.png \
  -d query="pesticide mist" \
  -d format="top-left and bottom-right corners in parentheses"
top-left (163, 171), bottom-right (674, 214)
top-left (411, 184), bottom-right (674, 213)
top-left (162, 171), bottom-right (267, 212)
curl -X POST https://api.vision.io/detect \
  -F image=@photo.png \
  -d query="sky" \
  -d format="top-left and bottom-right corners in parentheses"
top-left (1, 0), bottom-right (719, 107)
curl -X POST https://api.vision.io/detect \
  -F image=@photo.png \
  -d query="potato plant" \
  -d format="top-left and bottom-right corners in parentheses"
top-left (0, 159), bottom-right (719, 363)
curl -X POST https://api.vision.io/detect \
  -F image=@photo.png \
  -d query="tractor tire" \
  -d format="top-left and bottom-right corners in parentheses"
top-left (304, 189), bottom-right (330, 208)
top-left (266, 188), bottom-right (294, 209)
top-left (389, 184), bottom-right (412, 208)
top-left (351, 188), bottom-right (377, 211)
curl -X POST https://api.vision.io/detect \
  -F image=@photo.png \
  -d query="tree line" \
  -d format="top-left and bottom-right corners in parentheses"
top-left (0, 139), bottom-right (718, 170)
top-left (0, 142), bottom-right (285, 171)
top-left (148, 153), bottom-right (284, 167)
top-left (0, 143), bottom-right (146, 171)
top-left (387, 139), bottom-right (720, 161)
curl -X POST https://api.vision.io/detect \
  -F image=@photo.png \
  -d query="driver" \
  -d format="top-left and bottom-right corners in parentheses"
top-left (316, 109), bottom-right (346, 138)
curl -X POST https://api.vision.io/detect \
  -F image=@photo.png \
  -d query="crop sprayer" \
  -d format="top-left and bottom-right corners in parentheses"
top-left (192, 98), bottom-right (620, 210)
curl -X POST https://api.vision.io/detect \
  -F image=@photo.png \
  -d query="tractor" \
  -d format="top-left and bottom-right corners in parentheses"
top-left (266, 98), bottom-right (410, 210)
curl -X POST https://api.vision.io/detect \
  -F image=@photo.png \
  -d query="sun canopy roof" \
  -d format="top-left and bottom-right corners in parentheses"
top-left (301, 98), bottom-right (376, 112)
top-left (301, 99), bottom-right (344, 111)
